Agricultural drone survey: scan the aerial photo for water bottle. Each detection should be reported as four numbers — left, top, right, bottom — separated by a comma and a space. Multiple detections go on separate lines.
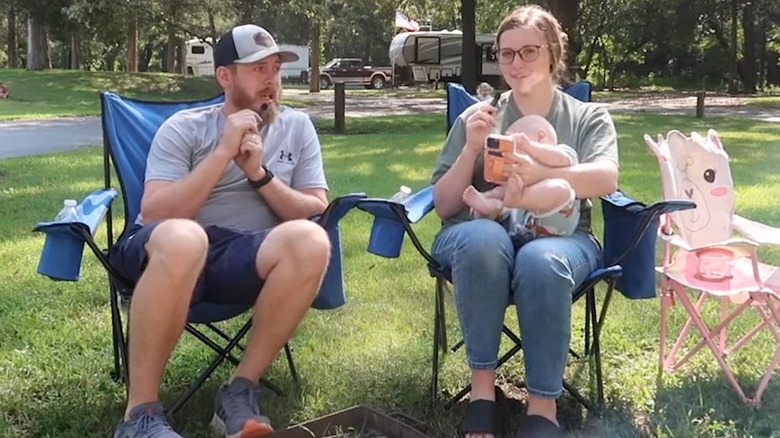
388, 185, 412, 204
54, 199, 80, 222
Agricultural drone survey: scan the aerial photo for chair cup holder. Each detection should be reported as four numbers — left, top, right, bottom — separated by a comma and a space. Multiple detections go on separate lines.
37, 230, 85, 281
368, 217, 406, 258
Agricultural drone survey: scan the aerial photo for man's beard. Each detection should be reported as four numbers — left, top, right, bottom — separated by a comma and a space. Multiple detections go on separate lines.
234, 85, 280, 126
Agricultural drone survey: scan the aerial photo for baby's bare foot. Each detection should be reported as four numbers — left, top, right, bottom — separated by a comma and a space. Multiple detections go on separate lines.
503, 174, 525, 208
463, 186, 502, 218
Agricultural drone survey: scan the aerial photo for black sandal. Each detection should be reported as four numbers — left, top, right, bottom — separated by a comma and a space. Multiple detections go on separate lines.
460, 386, 505, 437
516, 414, 565, 438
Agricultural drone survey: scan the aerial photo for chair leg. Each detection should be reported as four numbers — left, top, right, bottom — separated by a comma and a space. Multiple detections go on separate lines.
437, 278, 448, 353
444, 325, 523, 410
200, 322, 298, 386
169, 320, 255, 417
284, 343, 300, 385
584, 289, 593, 356
110, 285, 128, 386
591, 283, 615, 410
431, 279, 443, 406
187, 322, 283, 393
563, 379, 597, 413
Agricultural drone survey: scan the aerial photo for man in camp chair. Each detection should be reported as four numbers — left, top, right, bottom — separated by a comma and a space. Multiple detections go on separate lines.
110, 24, 330, 438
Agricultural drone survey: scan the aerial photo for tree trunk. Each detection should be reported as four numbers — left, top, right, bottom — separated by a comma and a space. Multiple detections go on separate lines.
581, 34, 600, 80
461, 0, 477, 93
766, 51, 779, 87
8, 6, 18, 68
165, 25, 176, 72
164, 0, 178, 73
139, 43, 154, 72
545, 0, 580, 80
177, 37, 186, 74
127, 19, 138, 72
727, 0, 739, 94
741, 0, 757, 93
207, 9, 217, 41
756, 15, 766, 90
309, 20, 321, 93
70, 31, 81, 70
26, 17, 51, 71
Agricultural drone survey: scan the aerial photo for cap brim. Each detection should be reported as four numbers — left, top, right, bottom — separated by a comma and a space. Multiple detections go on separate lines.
235, 48, 299, 64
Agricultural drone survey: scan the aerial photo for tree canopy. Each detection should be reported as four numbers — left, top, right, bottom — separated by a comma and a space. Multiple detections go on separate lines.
1, 0, 778, 92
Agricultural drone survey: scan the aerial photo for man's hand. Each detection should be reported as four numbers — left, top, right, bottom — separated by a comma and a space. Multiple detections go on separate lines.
235, 131, 265, 181
464, 103, 497, 156
217, 109, 263, 159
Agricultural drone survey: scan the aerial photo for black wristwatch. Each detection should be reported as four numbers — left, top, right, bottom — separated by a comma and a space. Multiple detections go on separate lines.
248, 165, 274, 189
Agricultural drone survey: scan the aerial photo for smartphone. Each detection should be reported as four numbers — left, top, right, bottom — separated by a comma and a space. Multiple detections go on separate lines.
484, 134, 515, 183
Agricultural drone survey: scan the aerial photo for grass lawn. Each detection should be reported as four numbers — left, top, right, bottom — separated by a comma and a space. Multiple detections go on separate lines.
0, 69, 312, 121
1, 113, 780, 437
743, 95, 780, 108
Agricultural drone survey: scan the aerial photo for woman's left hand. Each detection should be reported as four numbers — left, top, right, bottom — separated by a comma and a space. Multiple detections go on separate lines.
502, 133, 549, 186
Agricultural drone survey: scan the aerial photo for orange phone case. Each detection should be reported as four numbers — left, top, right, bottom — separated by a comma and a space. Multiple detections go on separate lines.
484, 134, 515, 183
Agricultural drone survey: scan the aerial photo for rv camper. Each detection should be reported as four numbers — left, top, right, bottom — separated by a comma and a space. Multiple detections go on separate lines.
185, 39, 215, 76
185, 39, 310, 82
388, 30, 500, 86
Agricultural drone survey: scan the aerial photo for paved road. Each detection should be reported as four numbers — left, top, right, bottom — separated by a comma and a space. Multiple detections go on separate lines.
1, 94, 777, 159
0, 117, 102, 159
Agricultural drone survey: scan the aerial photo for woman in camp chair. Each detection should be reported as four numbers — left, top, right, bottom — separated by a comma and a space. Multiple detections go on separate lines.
430, 6, 618, 438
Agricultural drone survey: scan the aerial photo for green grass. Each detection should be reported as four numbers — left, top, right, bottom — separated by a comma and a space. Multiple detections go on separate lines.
743, 95, 780, 108
1, 113, 780, 437
0, 69, 311, 121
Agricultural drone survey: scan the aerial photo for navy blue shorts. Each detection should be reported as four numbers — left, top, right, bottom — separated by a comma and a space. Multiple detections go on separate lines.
108, 221, 271, 306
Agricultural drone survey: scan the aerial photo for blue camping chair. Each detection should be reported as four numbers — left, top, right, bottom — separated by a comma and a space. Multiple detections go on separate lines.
33, 91, 366, 417
359, 81, 695, 410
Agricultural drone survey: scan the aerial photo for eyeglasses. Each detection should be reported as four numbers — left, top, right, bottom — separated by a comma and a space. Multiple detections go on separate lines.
494, 45, 549, 65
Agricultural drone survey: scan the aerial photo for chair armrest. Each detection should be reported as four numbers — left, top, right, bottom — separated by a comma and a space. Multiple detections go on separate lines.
732, 214, 780, 246
406, 185, 435, 224
33, 188, 118, 236
33, 188, 117, 281
313, 192, 368, 229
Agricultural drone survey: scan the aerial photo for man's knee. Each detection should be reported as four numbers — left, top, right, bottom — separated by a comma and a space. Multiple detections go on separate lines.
258, 220, 330, 278
145, 219, 209, 276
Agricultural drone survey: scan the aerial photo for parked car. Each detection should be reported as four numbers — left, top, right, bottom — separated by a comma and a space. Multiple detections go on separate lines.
311, 58, 393, 89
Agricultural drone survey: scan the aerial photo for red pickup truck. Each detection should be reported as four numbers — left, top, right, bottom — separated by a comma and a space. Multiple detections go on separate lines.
311, 58, 393, 90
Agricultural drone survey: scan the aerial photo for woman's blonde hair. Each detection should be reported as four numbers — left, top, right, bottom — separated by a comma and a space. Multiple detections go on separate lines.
494, 5, 569, 84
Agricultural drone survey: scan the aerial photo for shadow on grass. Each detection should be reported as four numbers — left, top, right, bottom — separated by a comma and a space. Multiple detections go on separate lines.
652, 374, 780, 438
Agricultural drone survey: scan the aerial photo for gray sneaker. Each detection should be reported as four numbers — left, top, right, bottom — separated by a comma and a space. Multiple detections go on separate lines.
113, 401, 183, 438
210, 377, 273, 438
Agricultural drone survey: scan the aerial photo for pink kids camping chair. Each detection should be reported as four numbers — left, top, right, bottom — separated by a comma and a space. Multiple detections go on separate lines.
645, 129, 780, 405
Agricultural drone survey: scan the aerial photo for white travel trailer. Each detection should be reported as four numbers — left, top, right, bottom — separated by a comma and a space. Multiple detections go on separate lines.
388, 30, 500, 85
185, 39, 310, 82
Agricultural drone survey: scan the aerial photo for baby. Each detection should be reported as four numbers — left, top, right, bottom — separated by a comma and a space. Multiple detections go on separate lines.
463, 115, 579, 248
476, 82, 494, 101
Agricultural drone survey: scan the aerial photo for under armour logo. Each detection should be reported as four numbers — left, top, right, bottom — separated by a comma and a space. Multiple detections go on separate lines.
279, 150, 293, 162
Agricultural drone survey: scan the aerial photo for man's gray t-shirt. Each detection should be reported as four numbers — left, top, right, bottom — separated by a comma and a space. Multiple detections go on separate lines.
431, 89, 619, 231
140, 104, 328, 233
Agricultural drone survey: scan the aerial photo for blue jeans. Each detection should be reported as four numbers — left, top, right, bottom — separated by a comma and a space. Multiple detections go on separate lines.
431, 219, 602, 399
